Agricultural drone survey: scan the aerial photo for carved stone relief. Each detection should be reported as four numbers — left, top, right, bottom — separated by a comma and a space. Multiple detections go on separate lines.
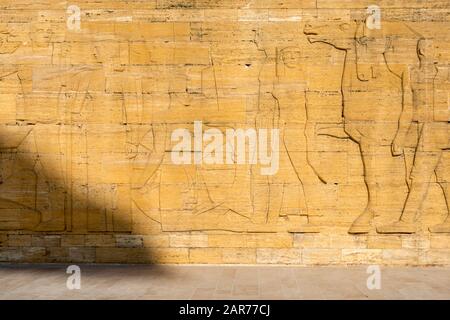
0, 2, 449, 264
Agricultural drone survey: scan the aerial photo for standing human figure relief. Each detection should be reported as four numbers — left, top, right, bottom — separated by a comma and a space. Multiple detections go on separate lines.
0, 22, 63, 231
303, 19, 410, 234
0, 28, 38, 231
270, 46, 322, 232
378, 38, 450, 234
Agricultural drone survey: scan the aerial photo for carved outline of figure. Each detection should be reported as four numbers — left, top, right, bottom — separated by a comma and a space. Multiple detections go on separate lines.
0, 29, 37, 231
0, 22, 66, 231
34, 27, 109, 232
377, 38, 450, 233
270, 46, 321, 232
128, 47, 258, 232
128, 75, 167, 232
303, 19, 412, 234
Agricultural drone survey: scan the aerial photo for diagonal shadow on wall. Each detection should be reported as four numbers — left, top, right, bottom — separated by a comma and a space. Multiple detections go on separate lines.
0, 123, 167, 268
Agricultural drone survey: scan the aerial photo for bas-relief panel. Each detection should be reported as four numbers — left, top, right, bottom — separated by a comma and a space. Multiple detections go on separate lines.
0, 2, 449, 264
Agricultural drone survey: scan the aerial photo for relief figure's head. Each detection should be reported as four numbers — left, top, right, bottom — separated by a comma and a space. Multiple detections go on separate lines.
279, 46, 302, 68
303, 21, 356, 50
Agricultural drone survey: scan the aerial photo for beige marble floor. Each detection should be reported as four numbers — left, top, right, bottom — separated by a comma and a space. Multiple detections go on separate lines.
0, 264, 449, 299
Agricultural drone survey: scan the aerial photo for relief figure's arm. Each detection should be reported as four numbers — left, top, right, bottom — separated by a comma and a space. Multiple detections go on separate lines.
392, 68, 414, 156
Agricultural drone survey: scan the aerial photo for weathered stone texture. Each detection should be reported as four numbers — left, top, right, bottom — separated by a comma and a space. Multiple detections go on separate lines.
0, 0, 449, 265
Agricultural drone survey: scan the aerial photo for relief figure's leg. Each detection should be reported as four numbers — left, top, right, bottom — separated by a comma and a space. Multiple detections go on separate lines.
377, 149, 441, 233
349, 138, 377, 234
430, 151, 450, 233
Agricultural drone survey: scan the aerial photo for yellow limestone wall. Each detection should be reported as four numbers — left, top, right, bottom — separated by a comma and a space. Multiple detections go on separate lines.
0, 0, 449, 265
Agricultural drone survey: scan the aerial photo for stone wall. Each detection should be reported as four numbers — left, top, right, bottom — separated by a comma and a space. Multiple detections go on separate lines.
0, 0, 449, 265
